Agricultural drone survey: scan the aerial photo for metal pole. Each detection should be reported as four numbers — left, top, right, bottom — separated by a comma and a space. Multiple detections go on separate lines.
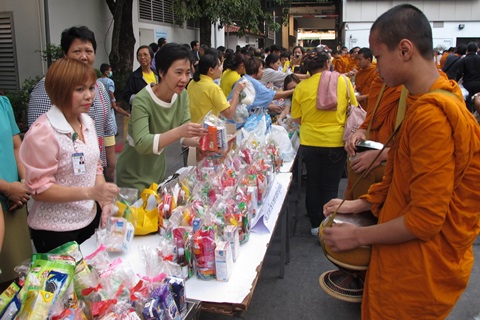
44, 0, 52, 66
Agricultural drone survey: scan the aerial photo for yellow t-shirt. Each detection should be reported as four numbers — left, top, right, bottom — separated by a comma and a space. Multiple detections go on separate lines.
220, 69, 241, 98
291, 73, 358, 147
283, 60, 291, 73
143, 71, 157, 85
187, 75, 230, 123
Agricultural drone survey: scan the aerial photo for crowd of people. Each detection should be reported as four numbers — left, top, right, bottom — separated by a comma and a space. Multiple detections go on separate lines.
1, 4, 480, 318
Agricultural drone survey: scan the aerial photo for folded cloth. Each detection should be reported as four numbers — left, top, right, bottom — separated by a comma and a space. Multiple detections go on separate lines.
316, 71, 340, 110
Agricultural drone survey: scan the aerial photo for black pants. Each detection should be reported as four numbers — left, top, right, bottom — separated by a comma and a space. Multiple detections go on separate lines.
302, 146, 347, 228
30, 203, 101, 253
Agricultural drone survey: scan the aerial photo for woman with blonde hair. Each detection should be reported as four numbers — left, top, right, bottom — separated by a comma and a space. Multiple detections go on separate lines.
20, 58, 119, 253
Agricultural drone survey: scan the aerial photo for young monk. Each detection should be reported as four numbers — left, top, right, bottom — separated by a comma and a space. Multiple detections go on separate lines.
354, 48, 379, 109
322, 4, 480, 319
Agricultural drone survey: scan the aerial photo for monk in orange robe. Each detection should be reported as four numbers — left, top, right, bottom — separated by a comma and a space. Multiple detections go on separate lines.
346, 47, 360, 72
353, 48, 379, 109
332, 48, 348, 73
322, 4, 480, 319
439, 47, 454, 69
344, 77, 402, 200
339, 46, 350, 73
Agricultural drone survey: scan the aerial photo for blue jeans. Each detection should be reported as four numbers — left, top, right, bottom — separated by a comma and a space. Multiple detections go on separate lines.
301, 145, 347, 228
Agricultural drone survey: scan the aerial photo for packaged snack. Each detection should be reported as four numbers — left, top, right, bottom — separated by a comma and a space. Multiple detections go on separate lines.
0, 281, 20, 314
193, 228, 216, 280
151, 285, 180, 320
142, 297, 165, 320
49, 241, 95, 299
215, 241, 233, 282
103, 217, 135, 252
16, 254, 76, 319
173, 227, 193, 279
0, 282, 21, 319
166, 277, 186, 318
0, 295, 21, 320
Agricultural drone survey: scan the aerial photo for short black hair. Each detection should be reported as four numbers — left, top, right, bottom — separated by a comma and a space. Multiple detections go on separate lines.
137, 45, 154, 59
467, 42, 478, 53
304, 52, 330, 74
191, 40, 199, 49
100, 63, 111, 74
155, 43, 192, 81
265, 53, 280, 69
149, 42, 159, 53
371, 4, 432, 60
456, 44, 467, 55
158, 37, 167, 47
358, 47, 373, 61
194, 53, 220, 81
60, 26, 97, 54
244, 57, 264, 76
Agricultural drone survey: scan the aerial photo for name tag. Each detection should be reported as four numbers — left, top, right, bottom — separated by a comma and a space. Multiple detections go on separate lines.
72, 152, 86, 175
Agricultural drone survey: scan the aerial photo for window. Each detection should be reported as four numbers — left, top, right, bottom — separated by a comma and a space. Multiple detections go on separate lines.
187, 19, 200, 29
0, 12, 19, 92
139, 0, 175, 24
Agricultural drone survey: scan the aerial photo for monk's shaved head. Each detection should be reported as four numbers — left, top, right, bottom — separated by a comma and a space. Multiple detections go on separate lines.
358, 48, 373, 62
371, 4, 433, 60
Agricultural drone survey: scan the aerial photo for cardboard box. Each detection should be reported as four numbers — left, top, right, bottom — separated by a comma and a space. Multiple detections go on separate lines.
223, 225, 240, 262
215, 241, 233, 282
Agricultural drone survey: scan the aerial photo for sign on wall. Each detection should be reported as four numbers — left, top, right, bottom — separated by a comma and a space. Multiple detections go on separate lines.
155, 30, 168, 41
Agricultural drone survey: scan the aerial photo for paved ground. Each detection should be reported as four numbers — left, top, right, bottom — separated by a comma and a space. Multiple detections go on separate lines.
116, 114, 480, 320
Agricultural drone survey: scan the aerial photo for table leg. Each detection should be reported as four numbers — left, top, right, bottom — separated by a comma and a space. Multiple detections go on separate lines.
280, 204, 286, 279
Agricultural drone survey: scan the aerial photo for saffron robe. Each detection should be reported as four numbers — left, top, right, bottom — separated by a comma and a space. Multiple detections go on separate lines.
354, 65, 378, 109
333, 57, 347, 74
360, 76, 480, 319
345, 77, 402, 199
347, 56, 359, 72
439, 52, 451, 69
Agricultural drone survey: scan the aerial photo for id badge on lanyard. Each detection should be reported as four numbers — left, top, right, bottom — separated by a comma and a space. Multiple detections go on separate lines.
72, 152, 86, 175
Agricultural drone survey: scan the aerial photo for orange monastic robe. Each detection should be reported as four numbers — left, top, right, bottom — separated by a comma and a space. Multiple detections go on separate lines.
333, 57, 347, 74
439, 52, 450, 69
347, 56, 358, 72
354, 64, 379, 109
360, 75, 480, 319
344, 77, 402, 199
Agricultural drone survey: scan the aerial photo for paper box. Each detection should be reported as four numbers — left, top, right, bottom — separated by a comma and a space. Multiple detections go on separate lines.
223, 225, 240, 262
215, 241, 233, 282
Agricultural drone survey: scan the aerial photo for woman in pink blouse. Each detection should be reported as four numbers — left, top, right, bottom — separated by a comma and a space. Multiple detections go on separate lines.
20, 59, 119, 253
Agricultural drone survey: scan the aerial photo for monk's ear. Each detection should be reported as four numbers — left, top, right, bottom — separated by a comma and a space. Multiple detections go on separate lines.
399, 39, 414, 60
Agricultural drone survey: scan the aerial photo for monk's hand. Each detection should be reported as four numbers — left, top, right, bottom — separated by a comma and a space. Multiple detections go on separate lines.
179, 123, 208, 138
323, 198, 356, 217
321, 222, 361, 252
345, 130, 366, 157
350, 150, 382, 174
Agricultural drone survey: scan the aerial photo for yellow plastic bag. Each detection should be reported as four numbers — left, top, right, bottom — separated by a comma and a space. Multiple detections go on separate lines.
132, 183, 161, 235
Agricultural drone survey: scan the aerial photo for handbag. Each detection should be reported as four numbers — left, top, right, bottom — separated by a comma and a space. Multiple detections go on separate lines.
342, 75, 366, 142
131, 183, 161, 235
